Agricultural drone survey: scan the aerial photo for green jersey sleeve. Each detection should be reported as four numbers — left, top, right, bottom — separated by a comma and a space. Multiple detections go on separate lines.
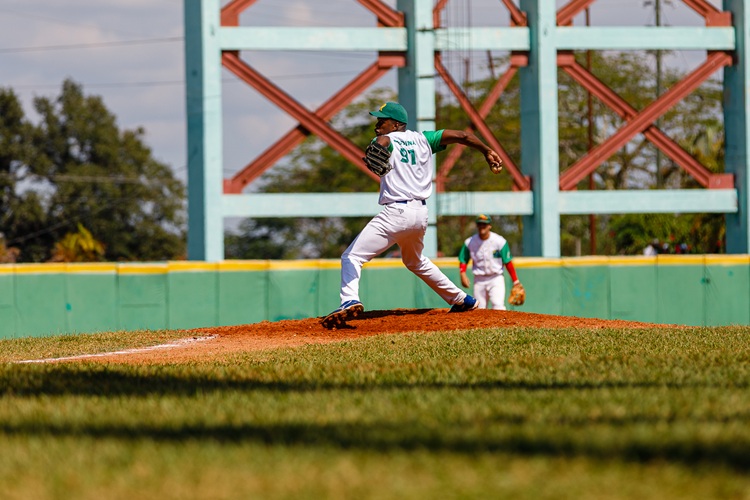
422, 130, 447, 154
499, 242, 513, 264
458, 243, 471, 264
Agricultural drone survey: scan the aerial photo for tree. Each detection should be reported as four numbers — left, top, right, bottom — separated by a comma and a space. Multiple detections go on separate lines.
0, 88, 49, 262
49, 223, 105, 262
14, 79, 187, 261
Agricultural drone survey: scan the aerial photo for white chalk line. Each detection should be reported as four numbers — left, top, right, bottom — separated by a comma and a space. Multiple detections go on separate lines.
14, 334, 218, 364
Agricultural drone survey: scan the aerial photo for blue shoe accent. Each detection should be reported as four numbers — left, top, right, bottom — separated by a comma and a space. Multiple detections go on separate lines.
321, 300, 364, 328
340, 300, 363, 311
449, 294, 477, 313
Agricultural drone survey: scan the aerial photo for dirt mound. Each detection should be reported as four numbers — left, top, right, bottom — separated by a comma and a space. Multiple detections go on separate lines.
95, 309, 670, 364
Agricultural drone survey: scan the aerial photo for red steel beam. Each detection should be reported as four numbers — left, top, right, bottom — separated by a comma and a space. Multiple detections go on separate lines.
559, 55, 731, 189
226, 54, 404, 193
500, 0, 528, 27
222, 52, 378, 183
435, 54, 530, 191
557, 0, 596, 26
682, 0, 732, 26
436, 64, 521, 192
433, 0, 450, 28
220, 0, 260, 26
356, 0, 404, 27
559, 51, 732, 190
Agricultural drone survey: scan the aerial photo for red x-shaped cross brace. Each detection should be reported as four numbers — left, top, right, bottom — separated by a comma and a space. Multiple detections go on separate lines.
558, 53, 734, 189
221, 0, 405, 193
432, 0, 529, 191
222, 53, 405, 193
558, 50, 733, 190
434, 53, 531, 191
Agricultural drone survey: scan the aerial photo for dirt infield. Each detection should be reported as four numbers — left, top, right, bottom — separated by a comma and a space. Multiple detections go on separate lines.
92, 309, 670, 365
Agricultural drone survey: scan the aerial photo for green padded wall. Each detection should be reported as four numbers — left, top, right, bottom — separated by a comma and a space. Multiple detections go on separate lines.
267, 264, 320, 321
0, 256, 749, 338
609, 258, 658, 323
657, 256, 707, 326
704, 255, 750, 326
218, 261, 269, 327
65, 266, 117, 334
167, 262, 219, 329
0, 270, 15, 338
15, 265, 67, 337
118, 265, 168, 331
561, 257, 611, 319
511, 259, 563, 315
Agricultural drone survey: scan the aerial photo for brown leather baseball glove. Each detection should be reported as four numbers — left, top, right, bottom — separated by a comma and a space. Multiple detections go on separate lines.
509, 281, 525, 306
363, 141, 392, 177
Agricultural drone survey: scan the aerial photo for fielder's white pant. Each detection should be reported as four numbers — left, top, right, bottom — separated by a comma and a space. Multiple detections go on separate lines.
473, 274, 507, 310
340, 201, 466, 306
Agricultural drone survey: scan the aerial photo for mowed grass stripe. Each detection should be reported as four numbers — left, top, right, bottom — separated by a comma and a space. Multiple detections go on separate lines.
0, 327, 749, 499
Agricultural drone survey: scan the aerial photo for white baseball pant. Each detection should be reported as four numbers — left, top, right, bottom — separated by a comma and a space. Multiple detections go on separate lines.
473, 274, 506, 310
340, 201, 466, 306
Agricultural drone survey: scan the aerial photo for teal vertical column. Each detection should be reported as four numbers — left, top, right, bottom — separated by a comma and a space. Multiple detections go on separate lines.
184, 0, 224, 261
397, 0, 438, 257
520, 0, 560, 257
725, 0, 750, 253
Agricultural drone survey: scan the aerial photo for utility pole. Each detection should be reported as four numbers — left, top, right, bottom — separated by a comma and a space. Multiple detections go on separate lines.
646, 0, 671, 187
655, 0, 663, 188
586, 7, 596, 255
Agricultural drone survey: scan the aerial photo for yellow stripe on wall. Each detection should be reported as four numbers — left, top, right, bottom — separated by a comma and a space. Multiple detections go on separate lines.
218, 260, 269, 272
656, 255, 705, 266
705, 254, 750, 266
514, 257, 562, 268
607, 256, 658, 266
168, 261, 218, 272
13, 263, 67, 274
0, 256, 749, 275
66, 263, 117, 274
117, 264, 168, 275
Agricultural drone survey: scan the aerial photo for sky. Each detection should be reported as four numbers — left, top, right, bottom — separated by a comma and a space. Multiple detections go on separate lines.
0, 0, 722, 189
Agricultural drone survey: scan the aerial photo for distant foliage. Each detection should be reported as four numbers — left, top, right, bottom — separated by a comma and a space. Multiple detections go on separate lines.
49, 223, 105, 263
0, 80, 186, 262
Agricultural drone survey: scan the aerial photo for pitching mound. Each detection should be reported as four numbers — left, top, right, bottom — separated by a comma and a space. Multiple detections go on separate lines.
92, 309, 670, 365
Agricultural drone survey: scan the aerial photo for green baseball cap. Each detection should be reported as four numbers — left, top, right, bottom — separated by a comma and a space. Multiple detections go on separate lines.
369, 102, 408, 124
475, 214, 492, 225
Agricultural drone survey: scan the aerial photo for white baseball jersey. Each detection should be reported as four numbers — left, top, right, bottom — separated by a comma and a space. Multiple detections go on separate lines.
459, 232, 512, 278
378, 130, 445, 205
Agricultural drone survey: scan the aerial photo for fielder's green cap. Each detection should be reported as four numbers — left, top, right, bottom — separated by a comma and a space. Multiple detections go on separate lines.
369, 101, 408, 124
476, 214, 492, 224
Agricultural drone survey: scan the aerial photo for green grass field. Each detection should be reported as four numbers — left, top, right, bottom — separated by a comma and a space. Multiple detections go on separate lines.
1, 326, 749, 499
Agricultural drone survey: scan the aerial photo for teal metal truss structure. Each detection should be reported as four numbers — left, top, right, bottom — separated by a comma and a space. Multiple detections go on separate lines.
185, 0, 750, 261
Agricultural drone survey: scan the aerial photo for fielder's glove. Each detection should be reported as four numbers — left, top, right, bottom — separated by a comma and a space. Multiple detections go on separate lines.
364, 141, 393, 177
509, 281, 526, 306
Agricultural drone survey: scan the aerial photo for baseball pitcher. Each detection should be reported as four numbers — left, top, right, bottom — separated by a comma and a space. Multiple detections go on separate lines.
321, 101, 504, 328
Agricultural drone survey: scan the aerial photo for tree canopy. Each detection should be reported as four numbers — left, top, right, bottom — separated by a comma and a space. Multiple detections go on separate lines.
0, 80, 186, 262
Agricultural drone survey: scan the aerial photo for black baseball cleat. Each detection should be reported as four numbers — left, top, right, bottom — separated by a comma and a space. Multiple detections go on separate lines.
321, 300, 364, 328
449, 294, 478, 313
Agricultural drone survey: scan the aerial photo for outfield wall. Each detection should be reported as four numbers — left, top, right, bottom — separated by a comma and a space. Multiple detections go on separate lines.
0, 255, 748, 338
